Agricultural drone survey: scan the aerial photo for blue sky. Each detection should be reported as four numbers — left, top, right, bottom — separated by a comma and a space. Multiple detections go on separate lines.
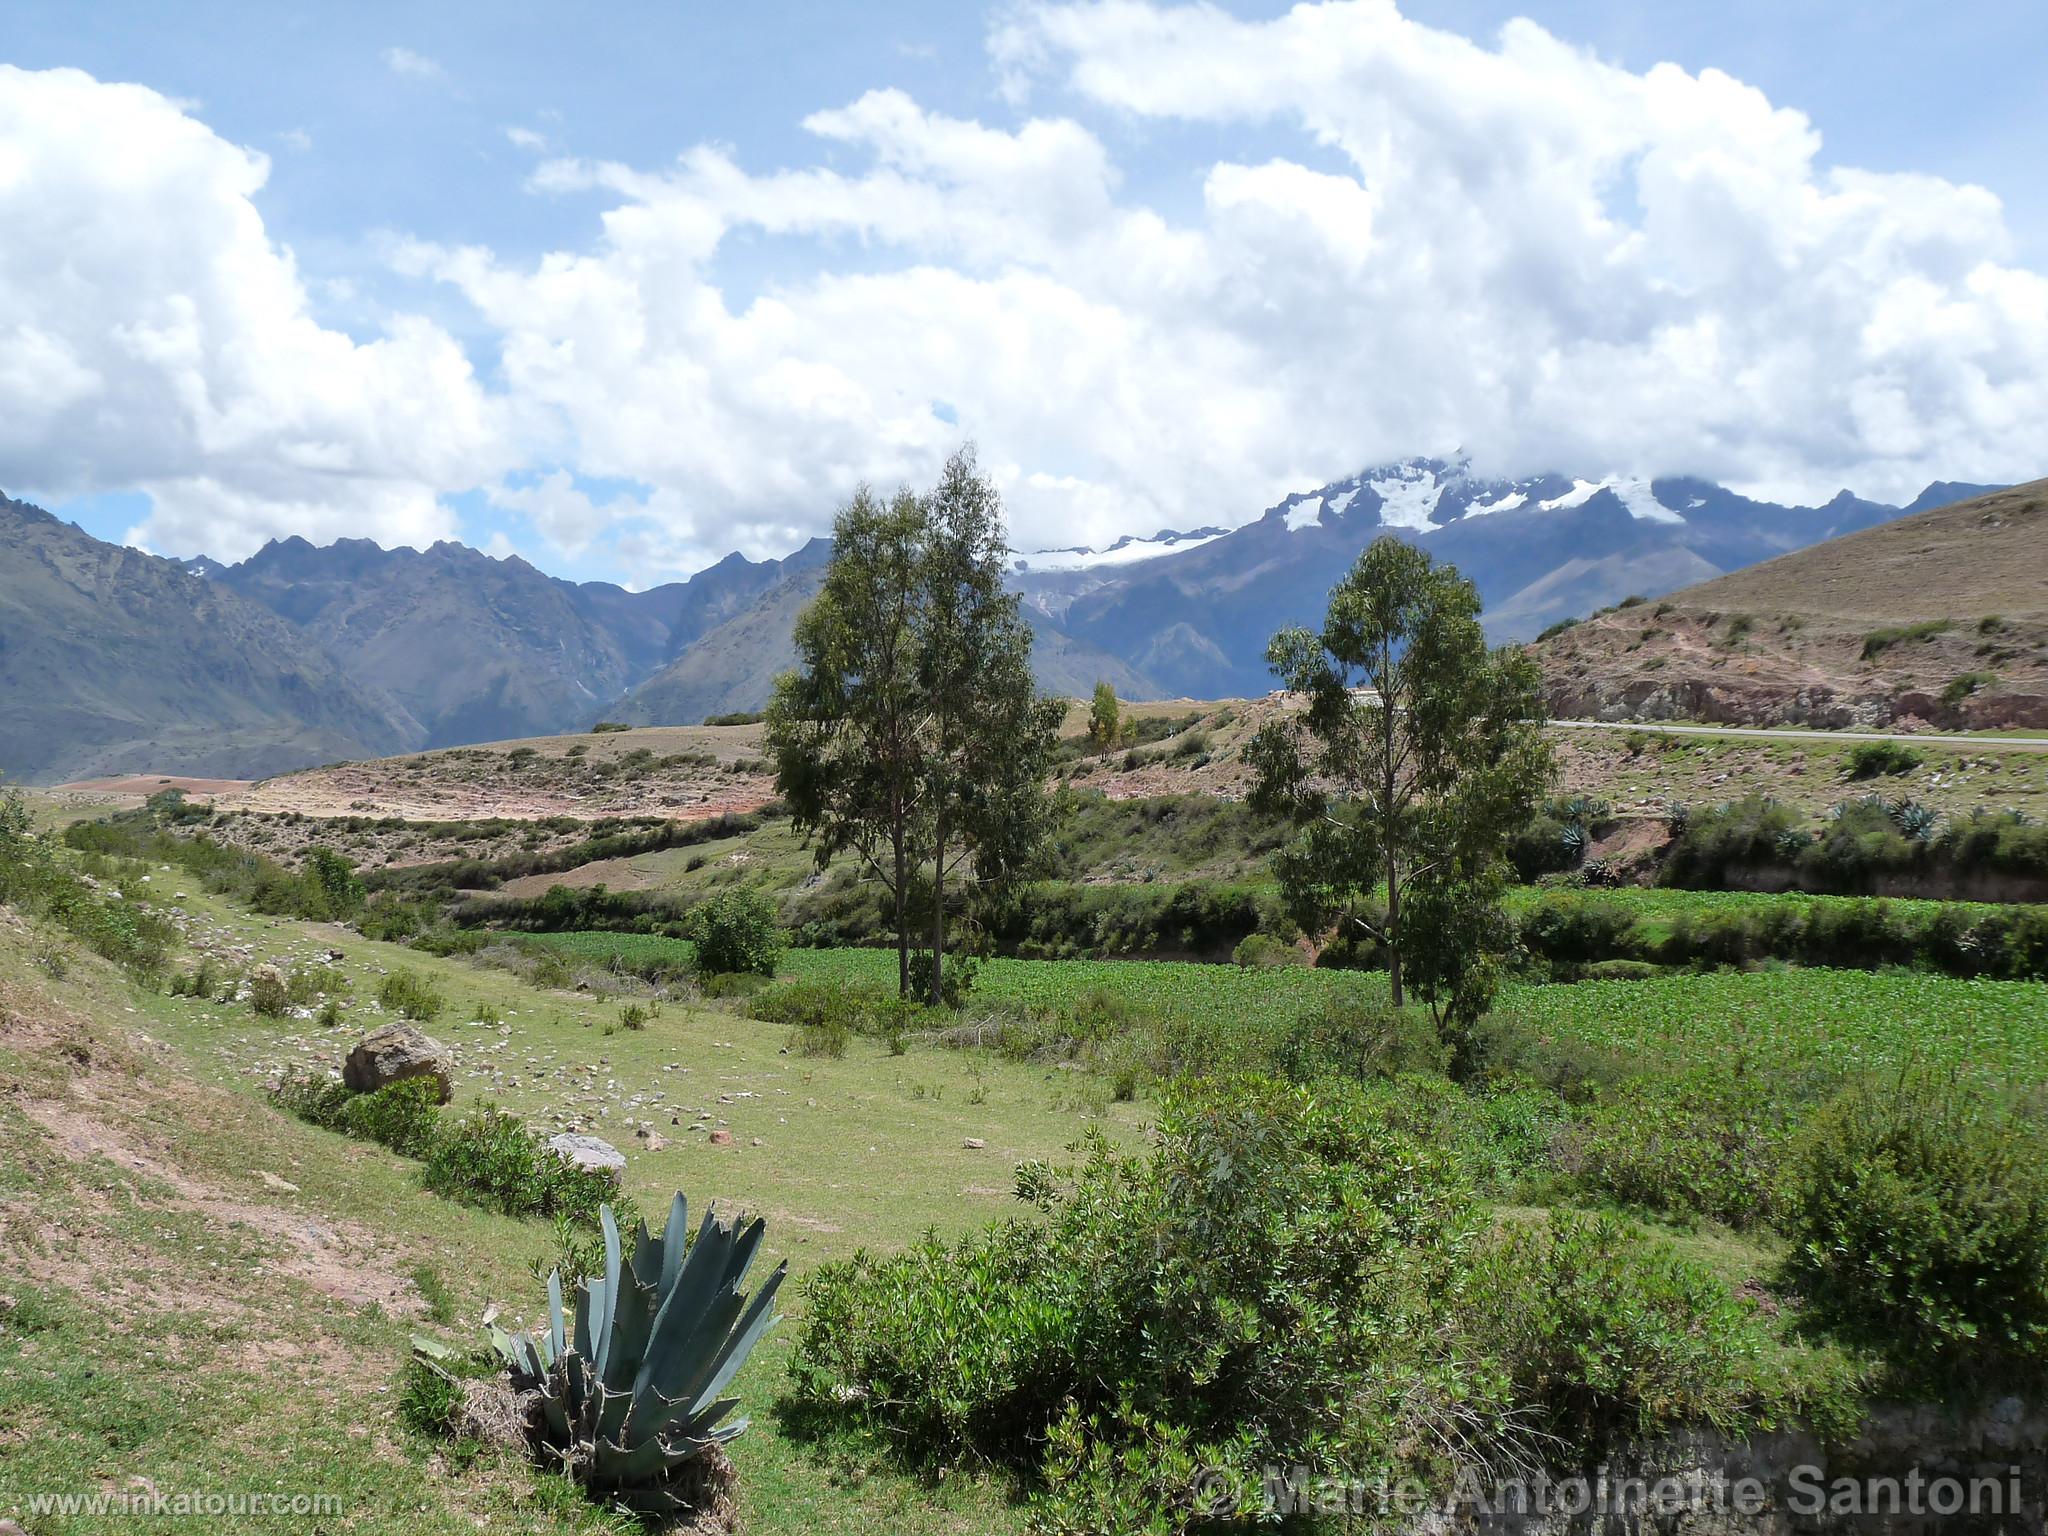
3, 1, 2044, 585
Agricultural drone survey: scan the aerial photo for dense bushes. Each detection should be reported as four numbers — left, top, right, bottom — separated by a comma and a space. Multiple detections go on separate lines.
1, 787, 177, 977
1658, 796, 2048, 895
793, 1077, 1804, 1524
421, 1105, 620, 1223
63, 805, 366, 922
690, 887, 783, 976
272, 1073, 618, 1227
795, 1079, 1489, 1488
1515, 888, 2048, 982
365, 812, 762, 898
990, 878, 1280, 960
1784, 1074, 2048, 1371
1472, 1213, 1797, 1445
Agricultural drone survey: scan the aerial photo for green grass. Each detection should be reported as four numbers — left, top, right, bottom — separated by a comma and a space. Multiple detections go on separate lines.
1498, 967, 2048, 1080
0, 885, 1133, 1533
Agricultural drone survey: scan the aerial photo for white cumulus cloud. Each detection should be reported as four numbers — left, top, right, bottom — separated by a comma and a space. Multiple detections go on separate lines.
0, 65, 510, 557
3, 2, 2045, 576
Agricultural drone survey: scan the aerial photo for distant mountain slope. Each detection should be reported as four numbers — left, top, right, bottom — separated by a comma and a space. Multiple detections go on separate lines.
613, 543, 1166, 728
215, 534, 803, 746
1045, 459, 1964, 695
0, 495, 420, 783
1668, 480, 2047, 622
1532, 479, 2048, 730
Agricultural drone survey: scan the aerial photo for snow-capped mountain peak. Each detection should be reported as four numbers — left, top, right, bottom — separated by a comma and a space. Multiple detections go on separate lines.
1014, 525, 1230, 572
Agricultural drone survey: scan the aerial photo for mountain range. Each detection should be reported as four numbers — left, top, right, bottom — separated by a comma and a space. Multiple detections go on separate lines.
0, 462, 2001, 782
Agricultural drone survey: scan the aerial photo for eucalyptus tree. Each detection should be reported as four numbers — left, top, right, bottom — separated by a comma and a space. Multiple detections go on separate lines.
1247, 537, 1553, 1069
766, 485, 927, 996
767, 449, 1060, 1003
913, 448, 1063, 1004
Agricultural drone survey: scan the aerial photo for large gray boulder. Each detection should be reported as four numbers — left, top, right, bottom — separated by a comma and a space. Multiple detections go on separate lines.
341, 1023, 453, 1103
547, 1133, 625, 1184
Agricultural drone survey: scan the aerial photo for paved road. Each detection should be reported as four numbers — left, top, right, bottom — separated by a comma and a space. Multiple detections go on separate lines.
1550, 719, 2048, 750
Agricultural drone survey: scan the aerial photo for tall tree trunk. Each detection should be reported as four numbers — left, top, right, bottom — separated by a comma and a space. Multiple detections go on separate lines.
1382, 635, 1403, 1008
1386, 857, 1403, 1008
928, 801, 946, 1006
892, 793, 910, 999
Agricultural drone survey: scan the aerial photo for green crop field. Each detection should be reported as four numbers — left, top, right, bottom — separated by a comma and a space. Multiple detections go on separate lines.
1499, 966, 2048, 1079
529, 926, 2048, 1087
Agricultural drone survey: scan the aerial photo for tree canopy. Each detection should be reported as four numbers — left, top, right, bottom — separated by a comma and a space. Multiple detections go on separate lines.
1247, 537, 1554, 1070
767, 447, 1062, 1002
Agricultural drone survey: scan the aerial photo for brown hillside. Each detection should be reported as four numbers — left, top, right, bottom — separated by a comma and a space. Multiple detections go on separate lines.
1534, 480, 2048, 730
1677, 478, 2048, 621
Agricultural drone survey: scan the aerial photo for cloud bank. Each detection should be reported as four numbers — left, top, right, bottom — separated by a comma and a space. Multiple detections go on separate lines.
1, 2, 2043, 575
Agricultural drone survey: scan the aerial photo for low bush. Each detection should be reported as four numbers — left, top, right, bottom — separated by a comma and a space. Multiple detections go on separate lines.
1784, 1073, 2048, 1371
1469, 1213, 1809, 1447
794, 1078, 1489, 1498
1845, 741, 1923, 779
378, 970, 445, 1022
247, 963, 292, 1018
421, 1104, 620, 1226
338, 1077, 445, 1158
690, 887, 783, 977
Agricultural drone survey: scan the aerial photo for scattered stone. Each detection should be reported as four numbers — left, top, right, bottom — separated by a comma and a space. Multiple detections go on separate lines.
708, 1128, 734, 1147
963, 1137, 987, 1150
256, 1170, 300, 1193
547, 1133, 625, 1176
635, 1127, 669, 1152
341, 1023, 453, 1102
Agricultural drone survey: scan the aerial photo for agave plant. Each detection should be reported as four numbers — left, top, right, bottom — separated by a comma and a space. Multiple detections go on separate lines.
1889, 797, 1940, 842
490, 1195, 786, 1514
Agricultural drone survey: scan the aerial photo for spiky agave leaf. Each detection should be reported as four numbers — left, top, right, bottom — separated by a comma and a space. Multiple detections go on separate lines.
490, 1194, 785, 1514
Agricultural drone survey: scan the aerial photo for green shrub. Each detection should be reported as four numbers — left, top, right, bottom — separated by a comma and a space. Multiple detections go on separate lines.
690, 888, 783, 977
338, 1077, 445, 1158
791, 1020, 850, 1058
422, 1104, 620, 1225
270, 1069, 353, 1130
1562, 1077, 1789, 1229
247, 963, 292, 1018
794, 1077, 1492, 1501
750, 977, 921, 1038
1270, 993, 1441, 1081
907, 950, 975, 1007
1784, 1073, 2048, 1369
397, 1355, 465, 1440
1519, 893, 1644, 969
1845, 741, 1923, 779
1942, 671, 1999, 707
378, 970, 444, 1022
1229, 932, 1301, 969
1468, 1212, 1794, 1447
1860, 619, 1952, 659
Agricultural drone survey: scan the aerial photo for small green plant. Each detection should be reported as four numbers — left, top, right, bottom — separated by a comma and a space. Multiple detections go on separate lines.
398, 1353, 465, 1439
590, 721, 631, 733
1942, 671, 1998, 707
379, 969, 445, 1022
618, 1001, 650, 1031
1860, 619, 1952, 659
247, 963, 292, 1018
409, 1262, 459, 1325
1785, 1073, 2048, 1370
689, 888, 783, 977
489, 1198, 786, 1515
1846, 740, 1923, 779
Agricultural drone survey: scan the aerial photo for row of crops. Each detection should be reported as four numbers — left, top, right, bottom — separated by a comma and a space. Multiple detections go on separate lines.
523, 924, 2048, 1082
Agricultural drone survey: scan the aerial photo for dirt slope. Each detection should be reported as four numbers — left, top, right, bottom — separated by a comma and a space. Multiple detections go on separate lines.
1533, 480, 2048, 729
